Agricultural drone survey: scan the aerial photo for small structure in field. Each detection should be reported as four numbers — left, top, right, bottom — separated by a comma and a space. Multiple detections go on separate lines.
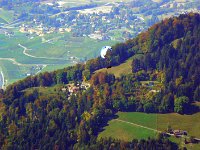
173, 130, 187, 136
61, 88, 67, 92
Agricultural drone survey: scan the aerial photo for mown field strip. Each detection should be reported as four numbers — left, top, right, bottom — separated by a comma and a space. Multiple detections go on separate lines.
115, 119, 161, 133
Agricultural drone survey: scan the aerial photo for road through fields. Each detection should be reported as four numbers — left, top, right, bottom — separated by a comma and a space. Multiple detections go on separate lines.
18, 44, 70, 61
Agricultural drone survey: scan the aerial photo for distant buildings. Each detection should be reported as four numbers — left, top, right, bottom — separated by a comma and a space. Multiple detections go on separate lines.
62, 82, 90, 98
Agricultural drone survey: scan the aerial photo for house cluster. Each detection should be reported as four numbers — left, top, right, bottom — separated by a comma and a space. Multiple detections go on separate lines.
61, 82, 90, 97
14, 1, 149, 40
19, 23, 71, 36
20, 24, 45, 36
88, 32, 109, 40
46, 3, 147, 40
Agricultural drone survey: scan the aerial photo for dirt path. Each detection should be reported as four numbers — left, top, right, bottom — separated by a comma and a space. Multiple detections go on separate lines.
114, 119, 183, 137
0, 58, 28, 66
115, 119, 161, 133
35, 65, 47, 74
0, 58, 50, 66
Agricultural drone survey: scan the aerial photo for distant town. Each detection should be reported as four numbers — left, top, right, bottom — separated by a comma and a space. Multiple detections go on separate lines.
1, 0, 200, 41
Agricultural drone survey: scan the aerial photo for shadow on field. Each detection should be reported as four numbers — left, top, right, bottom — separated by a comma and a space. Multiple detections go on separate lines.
185, 105, 200, 115
97, 113, 119, 134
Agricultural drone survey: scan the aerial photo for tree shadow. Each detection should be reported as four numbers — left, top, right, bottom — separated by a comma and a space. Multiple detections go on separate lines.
185, 104, 199, 115
97, 113, 119, 134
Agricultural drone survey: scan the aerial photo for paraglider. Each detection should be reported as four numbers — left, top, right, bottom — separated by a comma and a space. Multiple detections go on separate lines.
100, 46, 112, 59
100, 46, 113, 69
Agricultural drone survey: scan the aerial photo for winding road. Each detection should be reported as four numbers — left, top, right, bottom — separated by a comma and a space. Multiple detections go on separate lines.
0, 58, 47, 66
18, 44, 70, 61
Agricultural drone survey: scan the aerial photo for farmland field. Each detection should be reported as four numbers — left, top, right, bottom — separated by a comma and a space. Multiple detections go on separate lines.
99, 112, 200, 149
0, 60, 33, 84
0, 8, 14, 23
0, 29, 117, 85
26, 32, 116, 59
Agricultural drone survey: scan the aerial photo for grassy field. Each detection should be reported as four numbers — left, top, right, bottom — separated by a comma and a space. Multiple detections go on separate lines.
0, 60, 40, 84
95, 57, 133, 77
99, 119, 157, 140
26, 32, 116, 59
98, 112, 158, 141
99, 112, 200, 149
95, 54, 143, 77
0, 31, 116, 63
42, 64, 69, 72
0, 60, 70, 85
0, 17, 7, 24
0, 28, 117, 85
157, 113, 200, 138
0, 8, 15, 23
24, 84, 64, 94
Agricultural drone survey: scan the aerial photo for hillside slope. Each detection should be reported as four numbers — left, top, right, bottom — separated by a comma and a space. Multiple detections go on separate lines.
0, 13, 199, 149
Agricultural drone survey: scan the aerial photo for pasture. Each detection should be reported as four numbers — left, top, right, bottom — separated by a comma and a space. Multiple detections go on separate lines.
95, 55, 143, 77
98, 112, 200, 149
95, 58, 132, 77
98, 112, 158, 141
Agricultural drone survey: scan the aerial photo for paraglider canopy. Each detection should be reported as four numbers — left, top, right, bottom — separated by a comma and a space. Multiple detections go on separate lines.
100, 46, 112, 59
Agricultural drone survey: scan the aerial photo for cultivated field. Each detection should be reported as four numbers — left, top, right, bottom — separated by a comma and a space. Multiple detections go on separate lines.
0, 29, 116, 85
26, 32, 116, 59
0, 60, 33, 84
0, 8, 15, 23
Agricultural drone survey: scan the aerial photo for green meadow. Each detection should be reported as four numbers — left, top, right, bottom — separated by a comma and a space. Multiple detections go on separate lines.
95, 57, 133, 77
26, 32, 116, 59
0, 8, 15, 23
95, 55, 143, 77
0, 29, 116, 85
0, 60, 33, 84
99, 112, 200, 149
98, 112, 158, 141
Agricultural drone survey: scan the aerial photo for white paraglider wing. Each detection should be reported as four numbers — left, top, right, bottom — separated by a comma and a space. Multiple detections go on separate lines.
100, 46, 112, 59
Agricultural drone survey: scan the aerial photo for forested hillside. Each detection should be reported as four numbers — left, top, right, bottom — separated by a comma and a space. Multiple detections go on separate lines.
0, 13, 199, 149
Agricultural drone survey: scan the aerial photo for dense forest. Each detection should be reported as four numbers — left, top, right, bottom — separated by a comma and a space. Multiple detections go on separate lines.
0, 13, 199, 149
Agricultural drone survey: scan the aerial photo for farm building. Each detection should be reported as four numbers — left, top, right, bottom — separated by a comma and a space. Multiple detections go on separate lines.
173, 130, 187, 136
